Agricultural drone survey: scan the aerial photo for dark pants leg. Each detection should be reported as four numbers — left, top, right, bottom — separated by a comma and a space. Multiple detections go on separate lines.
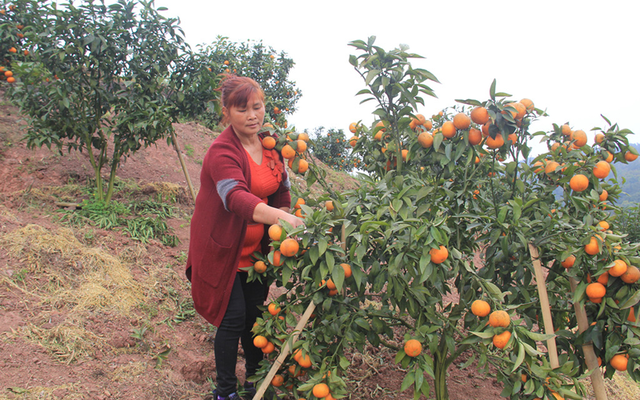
214, 272, 266, 396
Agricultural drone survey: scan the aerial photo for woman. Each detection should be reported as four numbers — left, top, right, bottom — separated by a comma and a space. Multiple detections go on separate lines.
186, 75, 303, 400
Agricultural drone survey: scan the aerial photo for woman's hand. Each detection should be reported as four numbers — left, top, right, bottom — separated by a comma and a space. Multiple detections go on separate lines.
252, 202, 305, 228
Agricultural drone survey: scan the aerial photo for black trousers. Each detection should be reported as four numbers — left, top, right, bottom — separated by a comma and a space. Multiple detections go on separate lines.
214, 272, 266, 396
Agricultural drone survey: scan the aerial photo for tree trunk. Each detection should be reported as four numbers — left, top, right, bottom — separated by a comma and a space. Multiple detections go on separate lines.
433, 349, 449, 400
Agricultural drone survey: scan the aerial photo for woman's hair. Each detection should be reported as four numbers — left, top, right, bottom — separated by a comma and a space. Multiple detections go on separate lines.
218, 74, 265, 124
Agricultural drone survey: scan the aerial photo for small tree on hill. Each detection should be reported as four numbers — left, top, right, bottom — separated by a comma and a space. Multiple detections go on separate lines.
309, 127, 361, 173
4, 0, 192, 204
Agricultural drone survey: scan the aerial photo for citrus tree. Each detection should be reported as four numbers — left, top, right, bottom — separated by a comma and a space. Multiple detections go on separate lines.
3, 0, 199, 204
309, 127, 361, 173
243, 36, 640, 400
193, 35, 301, 128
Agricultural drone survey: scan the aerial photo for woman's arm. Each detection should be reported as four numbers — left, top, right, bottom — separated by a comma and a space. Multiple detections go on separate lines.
253, 202, 304, 228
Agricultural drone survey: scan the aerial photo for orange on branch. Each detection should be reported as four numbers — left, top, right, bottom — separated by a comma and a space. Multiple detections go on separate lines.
585, 282, 606, 299
280, 238, 300, 257
486, 134, 504, 149
441, 121, 456, 138
569, 174, 589, 192
271, 374, 284, 387
404, 339, 423, 357
268, 224, 283, 241
571, 130, 587, 147
520, 98, 534, 111
561, 255, 576, 269
625, 151, 638, 162
429, 245, 448, 264
349, 122, 358, 133
453, 113, 471, 130
418, 131, 434, 148
584, 236, 601, 255
489, 310, 510, 328
609, 259, 628, 277
268, 303, 281, 316
341, 263, 352, 278
312, 383, 330, 398
621, 265, 640, 284
253, 335, 268, 348
468, 128, 482, 145
281, 144, 295, 159
296, 139, 307, 153
593, 161, 611, 179
272, 250, 283, 266
254, 260, 267, 274
325, 200, 334, 211
470, 106, 490, 125
262, 136, 276, 149
492, 330, 511, 349
610, 354, 629, 372
471, 299, 491, 317
561, 124, 572, 136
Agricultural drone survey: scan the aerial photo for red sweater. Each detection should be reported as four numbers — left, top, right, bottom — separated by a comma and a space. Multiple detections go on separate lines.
185, 125, 291, 327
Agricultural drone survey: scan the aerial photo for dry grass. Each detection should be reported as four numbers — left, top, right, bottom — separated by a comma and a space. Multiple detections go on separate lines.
1, 223, 145, 315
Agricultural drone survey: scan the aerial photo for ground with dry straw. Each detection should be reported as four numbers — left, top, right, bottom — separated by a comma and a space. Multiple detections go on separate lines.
0, 91, 637, 399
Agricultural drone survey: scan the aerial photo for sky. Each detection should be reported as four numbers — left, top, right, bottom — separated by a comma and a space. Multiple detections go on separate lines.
155, 0, 640, 155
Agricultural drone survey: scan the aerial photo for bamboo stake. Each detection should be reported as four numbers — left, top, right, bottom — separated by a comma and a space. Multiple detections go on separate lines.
170, 129, 197, 203
528, 243, 560, 369
569, 277, 609, 400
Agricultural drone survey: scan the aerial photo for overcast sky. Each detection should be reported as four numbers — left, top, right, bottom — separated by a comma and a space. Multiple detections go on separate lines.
155, 0, 639, 154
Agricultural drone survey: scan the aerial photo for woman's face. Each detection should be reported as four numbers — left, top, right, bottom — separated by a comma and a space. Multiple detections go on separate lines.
224, 93, 265, 139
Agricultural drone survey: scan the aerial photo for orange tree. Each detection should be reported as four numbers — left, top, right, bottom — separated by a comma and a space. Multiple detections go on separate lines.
309, 127, 361, 172
2, 0, 212, 204
245, 37, 639, 400
193, 35, 301, 128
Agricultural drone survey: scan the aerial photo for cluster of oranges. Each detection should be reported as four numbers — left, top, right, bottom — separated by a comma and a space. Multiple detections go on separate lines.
1, 8, 28, 85
470, 300, 513, 349
261, 126, 310, 175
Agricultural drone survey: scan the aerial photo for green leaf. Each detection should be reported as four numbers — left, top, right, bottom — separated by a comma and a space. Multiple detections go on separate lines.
511, 342, 525, 373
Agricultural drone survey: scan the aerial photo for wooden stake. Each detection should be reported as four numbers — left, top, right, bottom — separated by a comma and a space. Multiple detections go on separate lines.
569, 277, 609, 400
528, 243, 560, 369
170, 129, 197, 203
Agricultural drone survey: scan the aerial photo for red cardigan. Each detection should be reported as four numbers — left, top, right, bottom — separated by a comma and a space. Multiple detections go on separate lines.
185, 126, 291, 327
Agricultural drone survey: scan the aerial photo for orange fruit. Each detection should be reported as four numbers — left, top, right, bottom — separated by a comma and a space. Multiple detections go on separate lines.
325, 200, 334, 211
468, 128, 482, 145
261, 341, 275, 354
429, 245, 448, 264
298, 353, 312, 368
296, 139, 307, 153
312, 383, 330, 398
481, 121, 491, 137
349, 136, 358, 147
4, 70, 13, 77
349, 122, 357, 133
569, 174, 589, 192
593, 161, 611, 179
298, 132, 309, 142
401, 149, 409, 161
544, 160, 560, 175
597, 272, 609, 285
625, 151, 638, 162
8, 47, 16, 53
595, 133, 605, 144
585, 282, 606, 299
571, 130, 587, 147
470, 106, 490, 125
604, 151, 614, 163
404, 339, 423, 357
296, 159, 309, 174
294, 198, 305, 209
628, 307, 637, 323
561, 255, 576, 269
621, 265, 640, 284
418, 131, 434, 148
423, 120, 433, 130
520, 98, 534, 111
609, 259, 628, 277
486, 134, 504, 149
281, 144, 295, 159
272, 250, 283, 266
341, 263, 352, 278
488, 310, 510, 328
510, 102, 526, 119
253, 335, 268, 348
268, 224, 283, 241
268, 303, 281, 316
492, 331, 511, 349
293, 348, 303, 362
453, 113, 471, 130
280, 238, 300, 257
412, 113, 426, 126
584, 236, 601, 255
262, 136, 276, 149
271, 374, 284, 387
610, 354, 628, 371
6, 76, 15, 83
254, 260, 267, 274
561, 124, 572, 136
326, 278, 336, 290
441, 121, 456, 138
471, 299, 491, 317
598, 220, 610, 231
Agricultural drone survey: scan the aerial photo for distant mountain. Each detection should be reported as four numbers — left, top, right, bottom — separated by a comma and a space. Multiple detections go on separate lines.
614, 143, 640, 206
